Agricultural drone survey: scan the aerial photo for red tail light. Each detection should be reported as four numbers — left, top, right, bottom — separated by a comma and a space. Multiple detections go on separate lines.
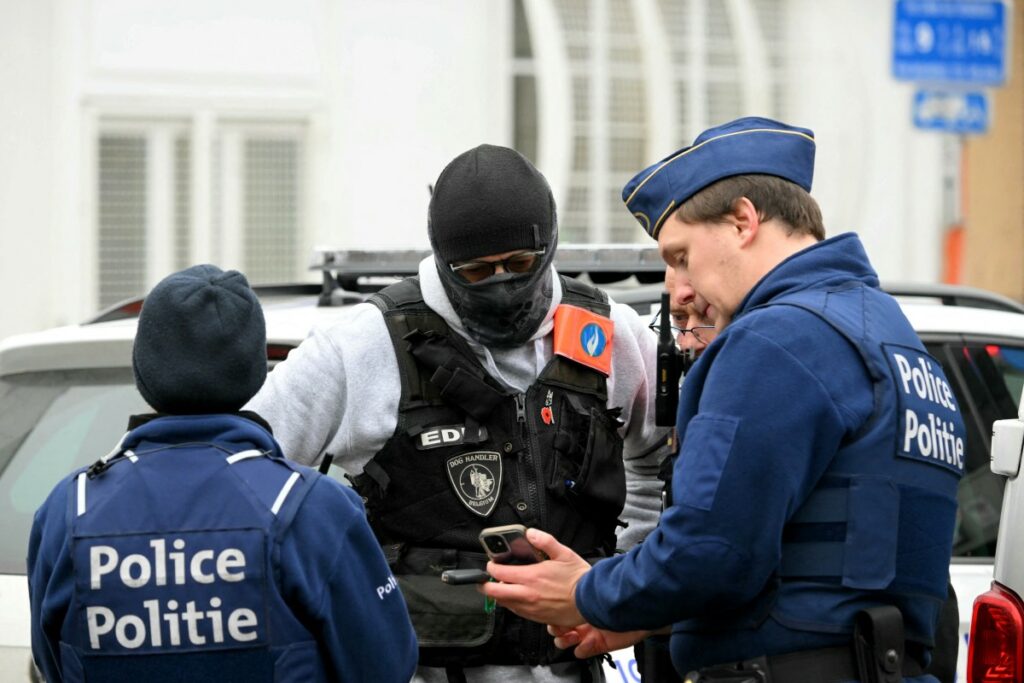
969, 582, 1024, 682
266, 344, 295, 362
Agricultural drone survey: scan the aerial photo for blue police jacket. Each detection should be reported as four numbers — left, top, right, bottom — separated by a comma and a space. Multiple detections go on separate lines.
576, 233, 963, 681
28, 413, 417, 683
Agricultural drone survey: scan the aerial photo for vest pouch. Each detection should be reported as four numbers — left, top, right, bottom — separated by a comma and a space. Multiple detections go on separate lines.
551, 396, 626, 522
398, 574, 496, 648
391, 547, 496, 656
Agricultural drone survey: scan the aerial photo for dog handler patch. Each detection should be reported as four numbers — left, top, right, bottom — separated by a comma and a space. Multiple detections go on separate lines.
446, 451, 503, 517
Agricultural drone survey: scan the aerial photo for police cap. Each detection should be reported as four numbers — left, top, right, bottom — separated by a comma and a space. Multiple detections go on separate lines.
622, 116, 816, 240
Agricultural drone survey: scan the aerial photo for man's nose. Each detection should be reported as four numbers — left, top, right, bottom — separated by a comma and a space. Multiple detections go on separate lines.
673, 277, 695, 306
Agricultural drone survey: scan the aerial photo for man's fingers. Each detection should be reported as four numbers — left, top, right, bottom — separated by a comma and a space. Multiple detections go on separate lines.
553, 632, 581, 650
478, 577, 526, 602
485, 560, 539, 584
525, 527, 570, 560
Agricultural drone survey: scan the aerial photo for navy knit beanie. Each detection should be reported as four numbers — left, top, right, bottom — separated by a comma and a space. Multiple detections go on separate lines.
428, 144, 556, 263
132, 264, 267, 415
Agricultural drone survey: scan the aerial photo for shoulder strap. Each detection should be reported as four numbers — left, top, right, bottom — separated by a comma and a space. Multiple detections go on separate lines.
268, 463, 320, 538
226, 453, 320, 538
538, 276, 611, 400
559, 275, 610, 316
371, 277, 507, 420
370, 277, 446, 409
749, 285, 883, 382
369, 276, 427, 313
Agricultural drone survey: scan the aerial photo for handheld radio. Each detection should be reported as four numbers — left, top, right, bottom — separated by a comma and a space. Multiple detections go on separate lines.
655, 292, 689, 426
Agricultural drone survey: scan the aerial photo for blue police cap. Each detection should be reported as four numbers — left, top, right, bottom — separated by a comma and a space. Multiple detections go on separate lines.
622, 116, 816, 240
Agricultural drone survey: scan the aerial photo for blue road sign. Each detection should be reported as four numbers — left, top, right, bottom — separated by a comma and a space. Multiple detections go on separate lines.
913, 89, 990, 133
893, 0, 1008, 85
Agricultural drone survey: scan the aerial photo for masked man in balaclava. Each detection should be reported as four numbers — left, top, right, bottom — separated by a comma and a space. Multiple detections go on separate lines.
248, 144, 671, 683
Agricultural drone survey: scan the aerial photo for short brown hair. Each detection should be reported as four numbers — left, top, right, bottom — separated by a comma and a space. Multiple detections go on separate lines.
675, 174, 825, 240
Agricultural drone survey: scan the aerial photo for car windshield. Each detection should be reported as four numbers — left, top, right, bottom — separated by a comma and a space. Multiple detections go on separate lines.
0, 368, 148, 574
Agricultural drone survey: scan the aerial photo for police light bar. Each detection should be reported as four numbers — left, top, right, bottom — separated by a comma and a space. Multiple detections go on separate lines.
308, 244, 665, 277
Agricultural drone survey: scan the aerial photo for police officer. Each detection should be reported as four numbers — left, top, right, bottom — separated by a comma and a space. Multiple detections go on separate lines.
248, 144, 670, 682
482, 117, 964, 683
28, 265, 418, 683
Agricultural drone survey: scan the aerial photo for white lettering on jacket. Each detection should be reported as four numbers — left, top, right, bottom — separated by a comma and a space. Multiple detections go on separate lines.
85, 537, 257, 650
376, 574, 398, 600
90, 539, 246, 590
892, 351, 965, 472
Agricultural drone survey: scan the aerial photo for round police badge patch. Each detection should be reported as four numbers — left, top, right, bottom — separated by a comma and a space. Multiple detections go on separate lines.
580, 322, 607, 357
446, 451, 502, 518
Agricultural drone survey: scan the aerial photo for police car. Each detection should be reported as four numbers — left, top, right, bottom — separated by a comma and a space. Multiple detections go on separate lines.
0, 247, 1020, 682
967, 364, 1024, 681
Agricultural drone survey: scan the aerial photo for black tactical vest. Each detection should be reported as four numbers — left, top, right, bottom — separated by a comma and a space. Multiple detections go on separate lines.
351, 275, 626, 668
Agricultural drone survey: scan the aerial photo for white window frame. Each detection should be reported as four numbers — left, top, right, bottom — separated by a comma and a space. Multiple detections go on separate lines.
513, 0, 784, 244
86, 109, 311, 309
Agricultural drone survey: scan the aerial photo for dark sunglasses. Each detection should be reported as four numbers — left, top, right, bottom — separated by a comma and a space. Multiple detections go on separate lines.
449, 249, 546, 283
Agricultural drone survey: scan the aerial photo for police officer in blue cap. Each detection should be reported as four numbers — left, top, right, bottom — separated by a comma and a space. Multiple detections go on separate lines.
28, 265, 418, 683
482, 117, 965, 683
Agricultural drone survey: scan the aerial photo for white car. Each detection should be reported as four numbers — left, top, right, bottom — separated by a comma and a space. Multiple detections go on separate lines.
967, 353, 1024, 681
1, 249, 1019, 682
899, 301, 1024, 683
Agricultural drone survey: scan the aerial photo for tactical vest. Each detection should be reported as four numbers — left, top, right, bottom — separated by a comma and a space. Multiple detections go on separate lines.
352, 275, 626, 667
673, 282, 964, 649
61, 417, 326, 683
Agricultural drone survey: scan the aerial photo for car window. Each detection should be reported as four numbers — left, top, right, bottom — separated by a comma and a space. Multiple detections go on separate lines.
0, 368, 148, 574
926, 340, 1024, 559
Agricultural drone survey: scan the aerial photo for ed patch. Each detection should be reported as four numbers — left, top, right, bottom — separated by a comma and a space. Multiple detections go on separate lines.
884, 343, 965, 476
446, 451, 503, 517
416, 424, 488, 451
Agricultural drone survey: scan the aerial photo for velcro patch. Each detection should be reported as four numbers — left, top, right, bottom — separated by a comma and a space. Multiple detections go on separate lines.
416, 424, 488, 450
553, 304, 614, 376
884, 343, 965, 476
445, 451, 502, 518
72, 529, 268, 653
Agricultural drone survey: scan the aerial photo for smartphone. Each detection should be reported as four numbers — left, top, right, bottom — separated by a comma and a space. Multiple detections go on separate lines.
478, 524, 547, 565
440, 568, 491, 585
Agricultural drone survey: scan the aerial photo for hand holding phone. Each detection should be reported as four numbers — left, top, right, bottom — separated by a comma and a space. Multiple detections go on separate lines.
478, 524, 547, 565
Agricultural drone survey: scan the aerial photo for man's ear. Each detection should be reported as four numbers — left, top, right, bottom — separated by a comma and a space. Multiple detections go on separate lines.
730, 197, 760, 248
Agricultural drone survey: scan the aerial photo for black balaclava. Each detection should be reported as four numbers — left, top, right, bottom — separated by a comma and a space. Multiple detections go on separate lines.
428, 144, 558, 348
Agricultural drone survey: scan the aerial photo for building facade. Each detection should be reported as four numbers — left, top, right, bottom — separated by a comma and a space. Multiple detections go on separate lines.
1, 0, 987, 340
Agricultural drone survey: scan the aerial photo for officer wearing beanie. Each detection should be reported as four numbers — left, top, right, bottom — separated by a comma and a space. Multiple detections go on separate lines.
248, 145, 671, 682
28, 265, 418, 683
481, 118, 964, 683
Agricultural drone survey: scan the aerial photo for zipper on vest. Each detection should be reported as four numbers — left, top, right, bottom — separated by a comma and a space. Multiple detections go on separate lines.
513, 392, 541, 528
516, 390, 546, 661
514, 394, 526, 422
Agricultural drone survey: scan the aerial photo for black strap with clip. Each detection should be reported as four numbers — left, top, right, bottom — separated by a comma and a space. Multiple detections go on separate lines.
853, 606, 918, 683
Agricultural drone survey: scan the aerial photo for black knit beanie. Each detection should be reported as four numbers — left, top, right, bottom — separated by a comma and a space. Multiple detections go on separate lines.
132, 264, 267, 415
428, 144, 556, 263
